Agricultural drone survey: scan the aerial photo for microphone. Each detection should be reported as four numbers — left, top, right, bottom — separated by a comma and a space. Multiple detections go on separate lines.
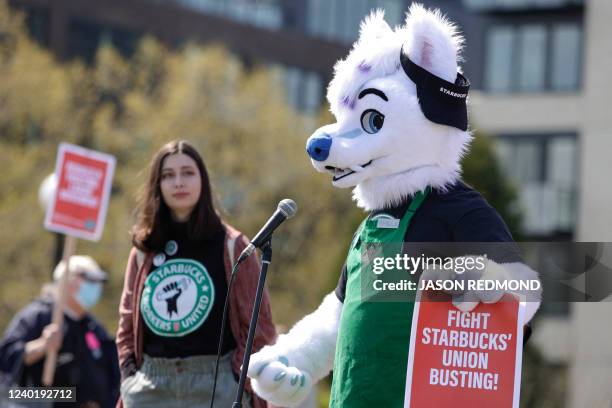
237, 199, 298, 264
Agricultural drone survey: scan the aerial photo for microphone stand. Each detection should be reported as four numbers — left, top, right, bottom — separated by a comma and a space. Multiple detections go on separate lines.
233, 239, 272, 407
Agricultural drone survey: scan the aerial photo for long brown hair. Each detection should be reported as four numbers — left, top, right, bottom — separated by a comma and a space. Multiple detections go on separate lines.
131, 140, 223, 252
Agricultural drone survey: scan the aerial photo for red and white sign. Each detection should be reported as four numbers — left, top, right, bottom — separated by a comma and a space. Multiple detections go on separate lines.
404, 291, 525, 408
44, 143, 116, 241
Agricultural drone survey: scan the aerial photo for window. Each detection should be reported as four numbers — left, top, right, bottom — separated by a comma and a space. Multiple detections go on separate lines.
551, 24, 582, 90
495, 134, 578, 236
307, 0, 402, 44
517, 25, 546, 91
485, 27, 514, 92
307, 0, 337, 40
484, 22, 582, 93
271, 65, 324, 115
464, 0, 583, 11
67, 19, 140, 63
302, 71, 324, 113
177, 0, 282, 30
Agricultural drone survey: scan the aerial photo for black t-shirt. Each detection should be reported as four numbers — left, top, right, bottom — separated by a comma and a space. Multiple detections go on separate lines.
335, 181, 522, 302
142, 222, 236, 358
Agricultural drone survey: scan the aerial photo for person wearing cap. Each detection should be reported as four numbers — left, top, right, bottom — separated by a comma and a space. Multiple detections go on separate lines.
0, 255, 120, 408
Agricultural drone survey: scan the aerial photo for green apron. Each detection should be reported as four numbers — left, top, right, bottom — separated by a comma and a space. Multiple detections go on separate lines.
330, 189, 429, 408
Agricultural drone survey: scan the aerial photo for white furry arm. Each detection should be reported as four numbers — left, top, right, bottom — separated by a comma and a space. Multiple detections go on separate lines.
262, 292, 342, 379
247, 292, 342, 407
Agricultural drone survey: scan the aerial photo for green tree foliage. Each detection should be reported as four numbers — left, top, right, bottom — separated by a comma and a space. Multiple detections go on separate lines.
0, 1, 361, 333
0, 1, 522, 332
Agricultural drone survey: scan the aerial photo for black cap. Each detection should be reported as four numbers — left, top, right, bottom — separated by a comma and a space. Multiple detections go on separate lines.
400, 48, 470, 131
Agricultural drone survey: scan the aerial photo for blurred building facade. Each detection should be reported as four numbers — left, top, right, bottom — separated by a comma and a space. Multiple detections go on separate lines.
459, 1, 612, 407
8, 0, 612, 406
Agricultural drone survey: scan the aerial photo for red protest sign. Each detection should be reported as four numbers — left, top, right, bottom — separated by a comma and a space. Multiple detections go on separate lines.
404, 293, 525, 408
44, 143, 116, 241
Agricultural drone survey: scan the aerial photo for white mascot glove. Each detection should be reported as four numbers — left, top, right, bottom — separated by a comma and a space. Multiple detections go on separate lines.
247, 351, 313, 407
422, 255, 541, 322
248, 293, 342, 407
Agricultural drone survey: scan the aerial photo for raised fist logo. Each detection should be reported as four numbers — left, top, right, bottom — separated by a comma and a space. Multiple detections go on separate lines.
155, 278, 190, 318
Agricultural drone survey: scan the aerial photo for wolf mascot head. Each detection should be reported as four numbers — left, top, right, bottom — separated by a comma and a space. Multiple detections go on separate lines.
306, 4, 471, 210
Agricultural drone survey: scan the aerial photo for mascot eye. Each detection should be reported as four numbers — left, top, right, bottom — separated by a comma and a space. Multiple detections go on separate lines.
360, 109, 385, 134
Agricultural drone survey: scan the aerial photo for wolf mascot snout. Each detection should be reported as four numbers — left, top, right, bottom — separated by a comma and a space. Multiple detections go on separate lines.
248, 4, 541, 407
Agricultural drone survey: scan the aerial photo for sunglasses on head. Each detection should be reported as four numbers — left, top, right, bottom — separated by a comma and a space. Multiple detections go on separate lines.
76, 273, 105, 283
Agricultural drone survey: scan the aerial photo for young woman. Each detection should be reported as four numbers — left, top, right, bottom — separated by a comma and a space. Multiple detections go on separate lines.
116, 140, 276, 408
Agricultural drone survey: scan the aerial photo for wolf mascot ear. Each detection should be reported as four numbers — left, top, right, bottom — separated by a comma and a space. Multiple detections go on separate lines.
402, 4, 470, 131
404, 4, 462, 82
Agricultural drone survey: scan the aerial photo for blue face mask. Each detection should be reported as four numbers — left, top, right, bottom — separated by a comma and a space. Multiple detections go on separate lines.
76, 281, 103, 310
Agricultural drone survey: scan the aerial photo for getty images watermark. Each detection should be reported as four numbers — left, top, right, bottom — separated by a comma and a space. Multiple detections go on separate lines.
370, 253, 541, 293
358, 242, 612, 303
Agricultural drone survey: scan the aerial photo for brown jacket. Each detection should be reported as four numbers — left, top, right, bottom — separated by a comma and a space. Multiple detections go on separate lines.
116, 224, 277, 408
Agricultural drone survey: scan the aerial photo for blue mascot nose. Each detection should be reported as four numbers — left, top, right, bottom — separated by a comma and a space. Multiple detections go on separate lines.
306, 133, 332, 162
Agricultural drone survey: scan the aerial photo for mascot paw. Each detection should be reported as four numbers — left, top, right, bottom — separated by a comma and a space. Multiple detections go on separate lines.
450, 289, 504, 312
247, 353, 312, 407
422, 255, 507, 312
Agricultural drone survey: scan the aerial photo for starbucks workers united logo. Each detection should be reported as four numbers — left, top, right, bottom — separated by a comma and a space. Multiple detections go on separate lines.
141, 259, 215, 337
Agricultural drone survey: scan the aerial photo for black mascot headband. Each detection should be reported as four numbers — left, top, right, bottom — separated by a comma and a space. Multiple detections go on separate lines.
400, 48, 470, 131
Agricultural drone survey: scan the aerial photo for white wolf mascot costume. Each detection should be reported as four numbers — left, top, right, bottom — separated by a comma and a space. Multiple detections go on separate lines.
248, 4, 541, 407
